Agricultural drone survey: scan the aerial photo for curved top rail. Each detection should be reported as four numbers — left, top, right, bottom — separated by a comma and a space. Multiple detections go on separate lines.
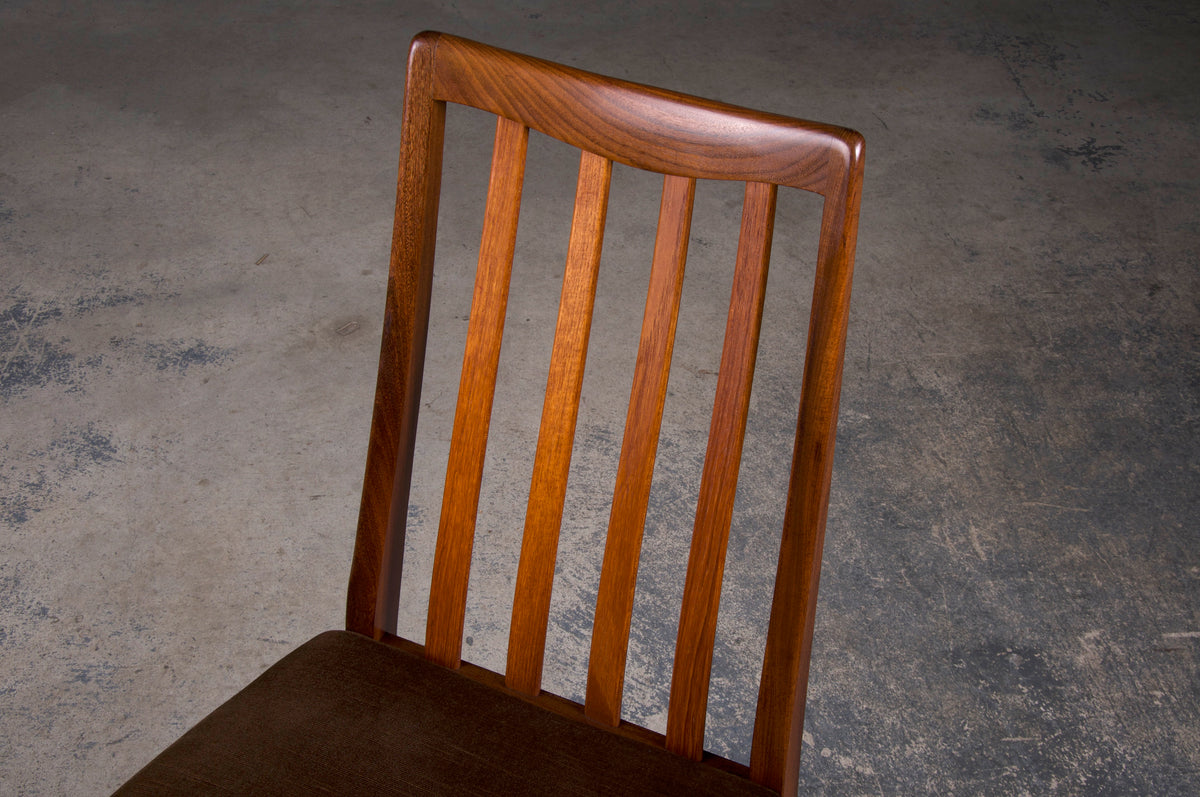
416, 31, 863, 195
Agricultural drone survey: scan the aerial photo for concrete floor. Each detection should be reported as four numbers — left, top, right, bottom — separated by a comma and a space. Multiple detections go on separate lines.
2, 1, 1198, 794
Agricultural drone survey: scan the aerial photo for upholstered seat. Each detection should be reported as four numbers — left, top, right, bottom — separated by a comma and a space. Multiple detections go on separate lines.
115, 631, 774, 796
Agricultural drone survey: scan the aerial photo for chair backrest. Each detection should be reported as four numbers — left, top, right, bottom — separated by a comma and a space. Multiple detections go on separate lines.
346, 31, 863, 794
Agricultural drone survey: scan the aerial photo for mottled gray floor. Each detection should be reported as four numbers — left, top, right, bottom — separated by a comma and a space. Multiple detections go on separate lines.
2, 1, 1198, 795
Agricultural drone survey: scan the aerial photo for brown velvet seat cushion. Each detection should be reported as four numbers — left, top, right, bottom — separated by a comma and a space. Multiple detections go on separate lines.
113, 630, 776, 796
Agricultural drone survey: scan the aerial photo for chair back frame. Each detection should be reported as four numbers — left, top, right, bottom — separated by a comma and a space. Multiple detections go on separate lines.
346, 31, 864, 794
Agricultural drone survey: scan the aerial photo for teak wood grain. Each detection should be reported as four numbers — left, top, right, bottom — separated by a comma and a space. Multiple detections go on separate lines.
667, 181, 776, 760
506, 150, 611, 696
425, 115, 527, 668
346, 30, 865, 796
585, 173, 695, 726
346, 37, 445, 637
750, 167, 864, 790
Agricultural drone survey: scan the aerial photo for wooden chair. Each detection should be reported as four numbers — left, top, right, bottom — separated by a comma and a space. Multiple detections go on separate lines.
114, 31, 864, 796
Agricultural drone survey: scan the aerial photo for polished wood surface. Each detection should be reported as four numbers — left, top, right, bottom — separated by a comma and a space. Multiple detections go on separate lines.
346, 35, 445, 638
506, 150, 611, 695
428, 33, 857, 194
750, 152, 864, 791
668, 180, 777, 760
585, 173, 694, 726
424, 115, 528, 668
347, 30, 864, 794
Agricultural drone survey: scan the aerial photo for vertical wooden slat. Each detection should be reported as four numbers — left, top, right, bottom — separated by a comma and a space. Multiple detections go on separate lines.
506, 150, 613, 695
584, 174, 695, 723
751, 142, 864, 792
424, 116, 529, 668
346, 36, 446, 638
666, 181, 778, 760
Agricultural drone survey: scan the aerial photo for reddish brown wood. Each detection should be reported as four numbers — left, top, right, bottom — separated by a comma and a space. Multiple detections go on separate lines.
424, 116, 528, 668
346, 30, 864, 796
425, 32, 855, 195
506, 150, 612, 696
346, 35, 446, 638
585, 174, 695, 726
666, 181, 777, 760
750, 137, 864, 792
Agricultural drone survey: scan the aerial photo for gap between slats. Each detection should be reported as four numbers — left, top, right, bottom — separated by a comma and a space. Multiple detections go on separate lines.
666, 180, 778, 760
584, 173, 696, 724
